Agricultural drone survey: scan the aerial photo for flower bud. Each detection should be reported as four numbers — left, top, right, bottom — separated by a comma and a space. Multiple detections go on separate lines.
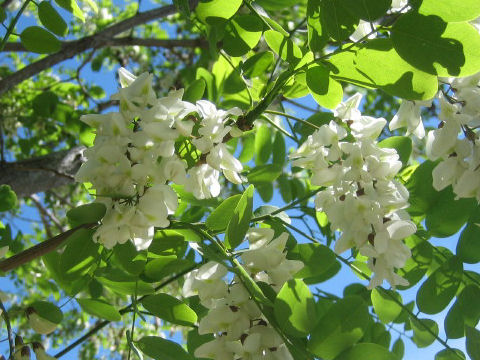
26, 307, 57, 335
32, 342, 56, 360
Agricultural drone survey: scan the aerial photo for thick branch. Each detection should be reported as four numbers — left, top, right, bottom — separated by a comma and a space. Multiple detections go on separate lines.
0, 146, 85, 198
0, 223, 95, 273
1, 37, 207, 52
0, 0, 200, 95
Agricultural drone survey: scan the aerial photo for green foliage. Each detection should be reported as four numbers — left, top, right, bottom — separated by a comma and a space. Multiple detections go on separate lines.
391, 12, 480, 77
466, 326, 480, 360
417, 256, 463, 314
274, 279, 316, 337
196, 0, 242, 24
142, 294, 197, 326
411, 318, 439, 348
66, 202, 106, 226
31, 300, 63, 324
206, 194, 242, 231
287, 243, 336, 279
77, 298, 121, 321
137, 336, 193, 360
416, 0, 480, 22
335, 343, 398, 360
0, 185, 17, 212
371, 289, 402, 324
306, 65, 343, 109
38, 2, 68, 37
225, 185, 254, 249
308, 296, 370, 359
20, 26, 61, 54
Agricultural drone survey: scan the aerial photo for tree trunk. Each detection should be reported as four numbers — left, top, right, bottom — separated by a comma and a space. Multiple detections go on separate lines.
0, 146, 85, 198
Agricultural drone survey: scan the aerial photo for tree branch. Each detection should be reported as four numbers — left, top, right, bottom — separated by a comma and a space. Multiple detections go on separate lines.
0, 223, 95, 273
29, 194, 65, 233
1, 37, 207, 52
0, 146, 85, 198
0, 0, 200, 95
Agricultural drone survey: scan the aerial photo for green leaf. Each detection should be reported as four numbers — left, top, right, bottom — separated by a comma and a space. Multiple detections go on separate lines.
0, 185, 17, 212
371, 289, 403, 324
391, 12, 480, 77
287, 243, 336, 279
254, 124, 272, 165
445, 301, 465, 339
66, 202, 106, 226
33, 91, 58, 117
355, 39, 438, 100
96, 269, 154, 296
264, 30, 302, 66
38, 2, 68, 36
0, 8, 5, 23
458, 284, 480, 327
149, 230, 187, 255
397, 240, 433, 289
466, 326, 480, 360
457, 207, 480, 264
242, 51, 275, 78
225, 185, 254, 249
378, 136, 412, 166
113, 241, 147, 275
319, 0, 359, 41
417, 0, 480, 22
196, 0, 242, 24
272, 131, 286, 166
20, 26, 61, 54
77, 298, 121, 321
142, 294, 197, 327
392, 338, 405, 359
183, 79, 206, 102
206, 194, 242, 231
306, 65, 343, 109
342, 0, 391, 21
137, 336, 193, 360
435, 349, 466, 360
335, 343, 398, 360
31, 301, 63, 324
425, 192, 476, 238
274, 279, 316, 337
411, 318, 439, 348
247, 164, 282, 184
223, 15, 263, 57
308, 296, 369, 360
307, 0, 328, 52
187, 328, 213, 356
60, 228, 98, 279
54, 0, 84, 22
417, 256, 463, 314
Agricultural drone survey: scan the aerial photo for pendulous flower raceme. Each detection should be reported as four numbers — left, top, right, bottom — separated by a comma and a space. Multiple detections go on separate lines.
183, 228, 303, 360
291, 93, 415, 289
75, 68, 245, 249
427, 73, 480, 201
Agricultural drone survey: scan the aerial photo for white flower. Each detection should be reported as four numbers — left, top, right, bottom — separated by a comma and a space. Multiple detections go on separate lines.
207, 143, 243, 184
350, 116, 387, 139
334, 93, 363, 121
350, 20, 376, 43
390, 100, 432, 138
185, 164, 221, 199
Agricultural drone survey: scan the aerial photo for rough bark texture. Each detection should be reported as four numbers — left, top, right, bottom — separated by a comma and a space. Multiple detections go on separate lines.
0, 146, 86, 198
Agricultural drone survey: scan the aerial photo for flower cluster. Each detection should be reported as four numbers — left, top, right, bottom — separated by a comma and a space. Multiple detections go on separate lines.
75, 68, 244, 249
183, 228, 303, 360
291, 93, 415, 288
427, 73, 480, 201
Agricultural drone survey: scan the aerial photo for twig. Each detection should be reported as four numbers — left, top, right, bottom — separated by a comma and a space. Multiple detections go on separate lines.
0, 299, 14, 360
29, 194, 65, 233
0, 223, 96, 273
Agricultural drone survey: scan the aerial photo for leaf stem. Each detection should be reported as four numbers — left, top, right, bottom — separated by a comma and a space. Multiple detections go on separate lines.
0, 0, 31, 51
0, 299, 14, 360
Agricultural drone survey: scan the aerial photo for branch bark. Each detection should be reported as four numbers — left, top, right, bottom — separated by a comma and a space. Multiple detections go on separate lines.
0, 146, 85, 198
0, 0, 200, 95
1, 37, 207, 52
0, 223, 95, 273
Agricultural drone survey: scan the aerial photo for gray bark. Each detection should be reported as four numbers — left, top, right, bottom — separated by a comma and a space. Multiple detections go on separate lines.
0, 146, 86, 198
